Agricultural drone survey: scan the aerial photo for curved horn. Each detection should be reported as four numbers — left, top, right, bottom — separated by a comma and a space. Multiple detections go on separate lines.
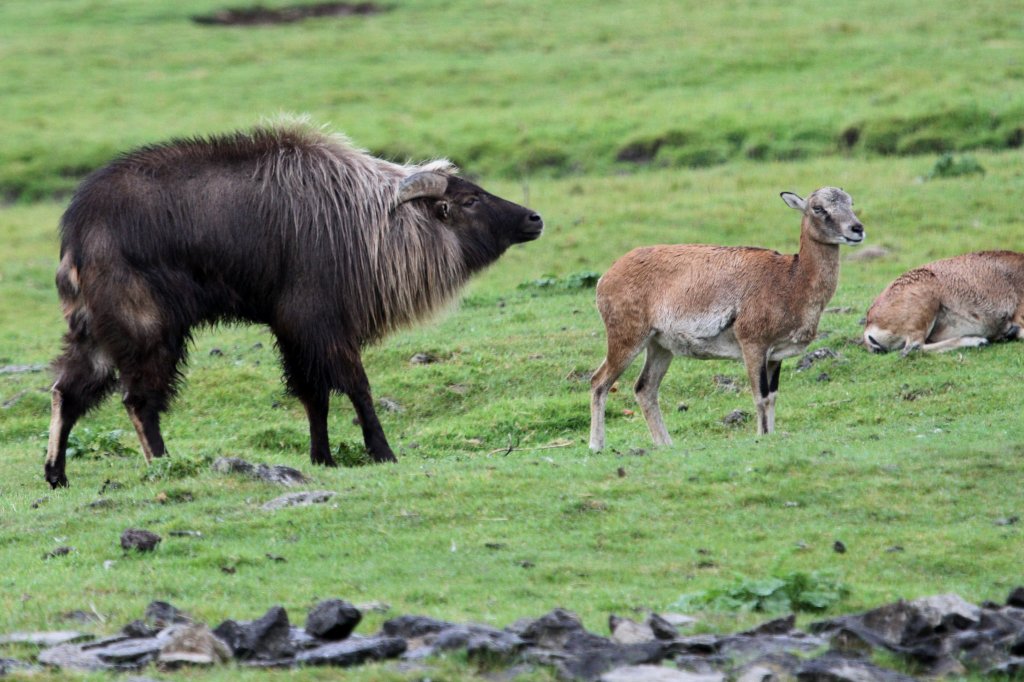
396, 172, 448, 204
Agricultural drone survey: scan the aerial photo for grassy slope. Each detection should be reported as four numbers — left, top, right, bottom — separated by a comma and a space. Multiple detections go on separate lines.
1, 1, 1023, 679
1, 0, 1022, 198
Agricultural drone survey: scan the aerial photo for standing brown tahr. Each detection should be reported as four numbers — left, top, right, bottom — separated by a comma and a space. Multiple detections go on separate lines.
45, 119, 543, 488
590, 188, 864, 448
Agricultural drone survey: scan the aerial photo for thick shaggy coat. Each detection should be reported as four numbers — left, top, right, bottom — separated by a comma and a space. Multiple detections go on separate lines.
45, 121, 543, 488
864, 250, 1024, 354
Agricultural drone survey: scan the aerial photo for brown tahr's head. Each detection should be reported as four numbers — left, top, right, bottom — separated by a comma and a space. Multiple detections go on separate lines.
780, 187, 864, 246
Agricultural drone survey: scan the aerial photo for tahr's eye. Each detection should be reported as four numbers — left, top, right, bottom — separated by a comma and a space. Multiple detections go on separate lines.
462, 197, 478, 208
813, 206, 828, 216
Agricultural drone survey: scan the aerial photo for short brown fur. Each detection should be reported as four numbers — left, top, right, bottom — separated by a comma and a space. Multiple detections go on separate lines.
590, 188, 864, 448
864, 250, 1024, 354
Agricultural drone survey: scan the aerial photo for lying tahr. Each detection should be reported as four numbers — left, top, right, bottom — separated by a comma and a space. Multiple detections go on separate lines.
864, 250, 1024, 355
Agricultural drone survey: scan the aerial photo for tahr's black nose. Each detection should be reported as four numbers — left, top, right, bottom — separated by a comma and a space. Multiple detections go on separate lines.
850, 223, 864, 235
528, 213, 542, 224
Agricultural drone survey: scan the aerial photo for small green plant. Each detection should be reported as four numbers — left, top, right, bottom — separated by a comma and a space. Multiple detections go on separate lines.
926, 153, 985, 180
140, 453, 213, 482
671, 571, 850, 614
518, 271, 601, 292
335, 441, 374, 467
63, 428, 137, 460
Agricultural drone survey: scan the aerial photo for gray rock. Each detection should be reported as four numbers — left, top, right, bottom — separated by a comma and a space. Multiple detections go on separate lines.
518, 608, 590, 650
0, 631, 91, 647
601, 664, 724, 682
295, 635, 407, 666
214, 605, 293, 660
722, 410, 749, 426
94, 637, 163, 665
120, 528, 161, 552
0, 657, 33, 675
382, 614, 456, 639
37, 643, 107, 672
144, 600, 191, 628
795, 651, 917, 681
287, 626, 323, 650
261, 490, 336, 511
305, 599, 361, 641
1007, 586, 1024, 608
657, 613, 698, 631
648, 613, 682, 640
0, 363, 46, 374
212, 456, 309, 487
732, 652, 804, 682
610, 615, 658, 645
158, 623, 232, 667
796, 348, 838, 371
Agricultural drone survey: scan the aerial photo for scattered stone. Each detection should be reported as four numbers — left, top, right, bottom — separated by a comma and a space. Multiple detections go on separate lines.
261, 490, 336, 511
31, 497, 48, 509
0, 363, 46, 374
168, 530, 203, 538
657, 614, 697, 631
120, 529, 161, 552
37, 642, 107, 671
305, 599, 362, 641
144, 600, 192, 628
212, 456, 309, 487
24, 592, 1024, 678
213, 606, 292, 661
158, 623, 232, 667
377, 397, 403, 413
995, 515, 1020, 526
61, 610, 102, 624
296, 636, 407, 666
817, 372, 831, 382
610, 615, 657, 645
44, 546, 74, 559
0, 657, 33, 675
410, 352, 438, 365
677, 403, 688, 412
824, 306, 854, 314
383, 614, 456, 640
721, 409, 749, 426
0, 631, 92, 647
796, 347, 838, 371
833, 540, 847, 553
601, 664, 723, 682
712, 375, 740, 392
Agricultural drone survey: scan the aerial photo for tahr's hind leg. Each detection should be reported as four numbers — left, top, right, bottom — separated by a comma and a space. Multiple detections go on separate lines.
116, 333, 186, 464
634, 343, 674, 446
46, 337, 117, 488
341, 354, 396, 463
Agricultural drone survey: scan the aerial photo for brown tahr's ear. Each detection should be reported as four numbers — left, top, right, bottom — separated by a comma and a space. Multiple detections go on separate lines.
780, 191, 806, 211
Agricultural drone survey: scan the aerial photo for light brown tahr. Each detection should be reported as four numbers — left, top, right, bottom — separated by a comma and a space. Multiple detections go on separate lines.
589, 187, 864, 449
864, 251, 1024, 355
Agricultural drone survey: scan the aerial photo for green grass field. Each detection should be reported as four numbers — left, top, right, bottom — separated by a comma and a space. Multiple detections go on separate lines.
1, 1, 1023, 679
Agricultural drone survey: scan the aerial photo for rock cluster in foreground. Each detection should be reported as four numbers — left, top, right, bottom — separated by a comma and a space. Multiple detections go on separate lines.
3, 590, 1024, 680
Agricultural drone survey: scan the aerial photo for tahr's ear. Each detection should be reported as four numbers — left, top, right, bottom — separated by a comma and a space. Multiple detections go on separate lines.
434, 200, 451, 221
780, 191, 807, 211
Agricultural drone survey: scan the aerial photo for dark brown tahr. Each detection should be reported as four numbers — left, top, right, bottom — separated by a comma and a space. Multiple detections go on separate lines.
45, 119, 543, 488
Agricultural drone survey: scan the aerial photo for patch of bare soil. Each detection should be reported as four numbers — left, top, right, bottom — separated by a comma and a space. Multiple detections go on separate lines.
192, 2, 385, 26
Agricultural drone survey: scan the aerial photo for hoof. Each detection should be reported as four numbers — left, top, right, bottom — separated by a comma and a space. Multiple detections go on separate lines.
44, 466, 69, 489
